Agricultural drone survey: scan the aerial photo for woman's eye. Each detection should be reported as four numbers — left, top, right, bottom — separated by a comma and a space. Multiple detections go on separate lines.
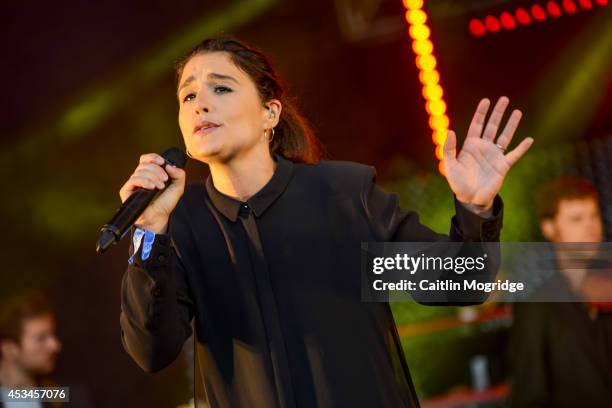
214, 86, 232, 94
183, 92, 196, 103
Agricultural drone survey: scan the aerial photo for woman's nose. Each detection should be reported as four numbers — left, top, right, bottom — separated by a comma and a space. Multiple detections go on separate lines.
196, 95, 209, 114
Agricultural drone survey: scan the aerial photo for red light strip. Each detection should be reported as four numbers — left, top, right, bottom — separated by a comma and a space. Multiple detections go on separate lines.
402, 0, 449, 173
469, 0, 608, 37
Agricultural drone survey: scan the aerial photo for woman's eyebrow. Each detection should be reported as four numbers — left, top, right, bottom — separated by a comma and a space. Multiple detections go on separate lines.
207, 72, 239, 84
177, 73, 239, 97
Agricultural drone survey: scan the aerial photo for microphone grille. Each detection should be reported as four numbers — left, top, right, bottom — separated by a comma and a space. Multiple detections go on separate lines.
161, 147, 187, 169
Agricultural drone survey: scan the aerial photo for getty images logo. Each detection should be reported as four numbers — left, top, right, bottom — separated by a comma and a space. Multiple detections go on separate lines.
371, 253, 488, 275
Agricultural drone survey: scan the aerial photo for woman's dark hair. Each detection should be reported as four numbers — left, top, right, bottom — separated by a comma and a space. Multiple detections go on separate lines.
175, 37, 325, 164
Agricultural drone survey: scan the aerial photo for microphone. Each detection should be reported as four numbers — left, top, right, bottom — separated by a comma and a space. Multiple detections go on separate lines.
96, 147, 187, 254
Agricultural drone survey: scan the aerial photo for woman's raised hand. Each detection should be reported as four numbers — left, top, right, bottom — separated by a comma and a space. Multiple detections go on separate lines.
443, 96, 534, 214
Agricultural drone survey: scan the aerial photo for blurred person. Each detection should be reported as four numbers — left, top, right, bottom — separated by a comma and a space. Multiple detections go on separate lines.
508, 176, 612, 408
0, 292, 94, 408
118, 37, 533, 407
0, 291, 60, 407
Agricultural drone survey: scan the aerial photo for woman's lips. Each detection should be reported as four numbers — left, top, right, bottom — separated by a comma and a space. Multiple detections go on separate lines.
194, 125, 221, 135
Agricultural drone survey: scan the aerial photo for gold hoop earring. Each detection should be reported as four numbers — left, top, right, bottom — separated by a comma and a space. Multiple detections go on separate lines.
268, 128, 275, 143
186, 148, 195, 159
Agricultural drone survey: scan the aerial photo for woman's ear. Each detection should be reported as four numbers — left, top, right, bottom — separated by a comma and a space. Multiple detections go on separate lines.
264, 99, 282, 128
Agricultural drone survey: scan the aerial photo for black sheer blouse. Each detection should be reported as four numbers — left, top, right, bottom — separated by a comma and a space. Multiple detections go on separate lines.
120, 154, 503, 407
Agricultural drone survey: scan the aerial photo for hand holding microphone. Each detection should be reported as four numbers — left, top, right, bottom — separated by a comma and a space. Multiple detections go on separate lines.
96, 147, 187, 253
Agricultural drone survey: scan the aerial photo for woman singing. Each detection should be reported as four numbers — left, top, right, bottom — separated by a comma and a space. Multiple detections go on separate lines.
119, 37, 532, 407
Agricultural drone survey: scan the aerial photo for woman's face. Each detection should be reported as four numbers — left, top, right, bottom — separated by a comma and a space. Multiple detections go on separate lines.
177, 51, 277, 164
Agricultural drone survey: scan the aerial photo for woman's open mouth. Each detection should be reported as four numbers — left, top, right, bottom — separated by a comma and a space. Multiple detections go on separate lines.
195, 126, 221, 135
194, 121, 221, 135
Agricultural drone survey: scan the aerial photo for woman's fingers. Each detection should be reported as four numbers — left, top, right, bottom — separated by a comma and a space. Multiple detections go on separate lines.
132, 172, 166, 189
119, 153, 169, 202
139, 153, 165, 166
129, 175, 161, 190
119, 175, 157, 202
495, 109, 522, 149
482, 96, 509, 141
505, 137, 534, 166
165, 163, 184, 179
466, 98, 491, 139
134, 163, 168, 187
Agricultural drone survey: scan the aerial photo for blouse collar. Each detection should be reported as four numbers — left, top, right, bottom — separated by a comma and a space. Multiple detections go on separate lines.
205, 154, 294, 222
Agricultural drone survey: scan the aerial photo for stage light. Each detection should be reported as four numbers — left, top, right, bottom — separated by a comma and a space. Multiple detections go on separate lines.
500, 12, 517, 29
423, 84, 443, 100
469, 18, 487, 37
547, 1, 563, 17
402, 0, 450, 172
469, 0, 606, 37
515, 8, 532, 25
412, 39, 433, 55
407, 9, 427, 25
435, 145, 444, 160
484, 15, 501, 32
562, 0, 578, 13
430, 115, 450, 131
432, 129, 448, 145
416, 54, 437, 70
403, 0, 423, 9
426, 99, 447, 116
409, 24, 430, 40
531, 4, 548, 21
419, 69, 440, 85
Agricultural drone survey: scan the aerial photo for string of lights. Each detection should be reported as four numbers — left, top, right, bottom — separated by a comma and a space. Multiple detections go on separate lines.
403, 0, 450, 174
469, 0, 608, 37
